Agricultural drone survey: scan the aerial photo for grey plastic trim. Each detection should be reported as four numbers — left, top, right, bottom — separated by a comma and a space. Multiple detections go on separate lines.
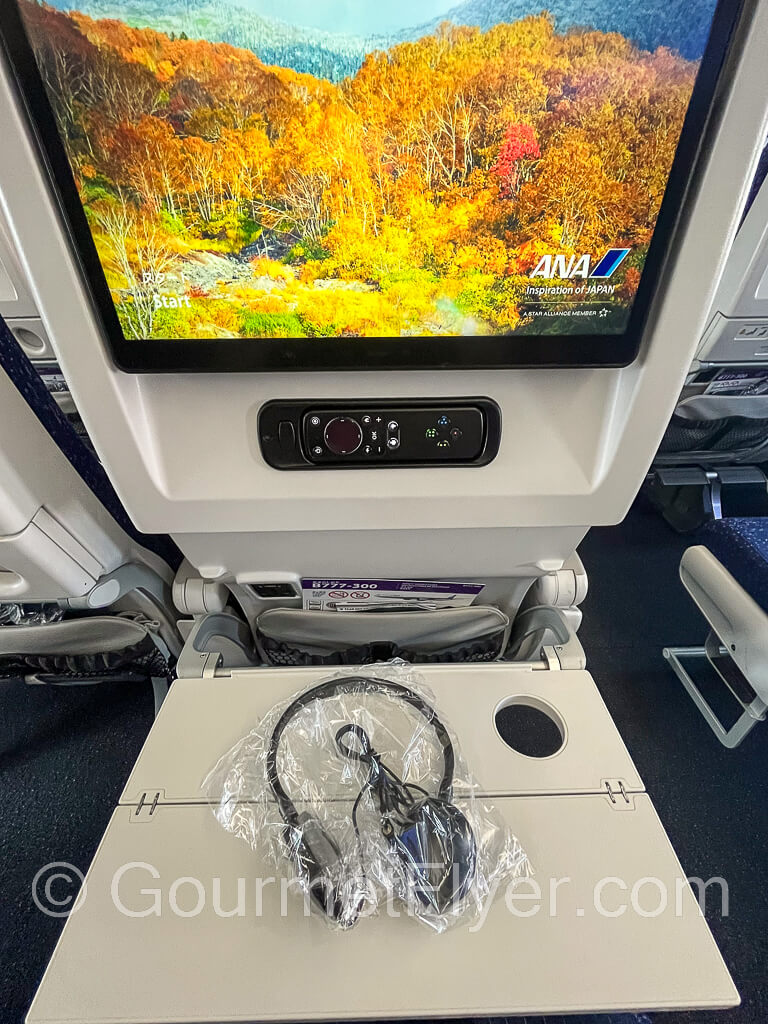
675, 394, 768, 420
507, 606, 585, 669
175, 612, 257, 677
256, 606, 510, 654
0, 616, 150, 655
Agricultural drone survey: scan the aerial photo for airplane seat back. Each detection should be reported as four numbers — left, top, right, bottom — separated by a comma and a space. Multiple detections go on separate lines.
0, 315, 182, 655
3, 3, 767, 1020
0, 2, 764, 615
649, 139, 768, 529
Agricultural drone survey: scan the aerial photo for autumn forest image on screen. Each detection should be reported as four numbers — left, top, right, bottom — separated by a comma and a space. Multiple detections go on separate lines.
20, 0, 716, 341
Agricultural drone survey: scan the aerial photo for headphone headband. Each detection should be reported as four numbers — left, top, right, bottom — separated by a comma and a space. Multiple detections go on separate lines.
266, 676, 456, 826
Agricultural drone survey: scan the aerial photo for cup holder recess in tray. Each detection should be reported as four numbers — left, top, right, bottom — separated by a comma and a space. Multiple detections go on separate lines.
494, 696, 566, 759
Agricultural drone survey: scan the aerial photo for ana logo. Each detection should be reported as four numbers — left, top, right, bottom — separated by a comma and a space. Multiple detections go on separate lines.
529, 248, 630, 280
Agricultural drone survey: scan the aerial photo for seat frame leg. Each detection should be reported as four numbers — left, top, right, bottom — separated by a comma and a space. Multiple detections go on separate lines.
663, 643, 768, 748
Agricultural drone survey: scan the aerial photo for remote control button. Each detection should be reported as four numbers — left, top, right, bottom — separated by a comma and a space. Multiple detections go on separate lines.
361, 415, 372, 425
309, 415, 321, 427
387, 436, 400, 449
278, 420, 295, 451
437, 415, 451, 428
312, 445, 323, 456
387, 420, 399, 432
324, 416, 363, 455
450, 427, 463, 441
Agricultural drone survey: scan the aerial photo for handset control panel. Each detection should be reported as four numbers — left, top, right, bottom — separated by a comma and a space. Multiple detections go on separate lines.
259, 399, 500, 470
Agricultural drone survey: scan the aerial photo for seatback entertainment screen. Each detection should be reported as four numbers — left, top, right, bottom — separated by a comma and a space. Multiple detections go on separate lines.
1, 0, 737, 371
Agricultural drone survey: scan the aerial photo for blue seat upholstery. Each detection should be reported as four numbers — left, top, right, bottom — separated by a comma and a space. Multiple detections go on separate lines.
699, 517, 768, 614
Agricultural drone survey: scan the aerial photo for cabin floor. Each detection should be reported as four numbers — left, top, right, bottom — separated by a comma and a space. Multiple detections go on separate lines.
0, 495, 766, 1024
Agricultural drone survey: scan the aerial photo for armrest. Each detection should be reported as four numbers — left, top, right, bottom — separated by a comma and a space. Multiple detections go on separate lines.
680, 545, 768, 701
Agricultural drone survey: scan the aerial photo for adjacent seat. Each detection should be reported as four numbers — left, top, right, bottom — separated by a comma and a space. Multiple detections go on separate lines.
699, 516, 768, 613
664, 516, 768, 747
0, 315, 182, 711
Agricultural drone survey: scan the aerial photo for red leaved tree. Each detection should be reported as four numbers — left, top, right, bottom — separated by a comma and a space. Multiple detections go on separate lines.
492, 123, 541, 199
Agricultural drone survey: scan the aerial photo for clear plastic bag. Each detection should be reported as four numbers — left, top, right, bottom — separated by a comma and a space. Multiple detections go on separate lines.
204, 661, 530, 932
0, 603, 65, 627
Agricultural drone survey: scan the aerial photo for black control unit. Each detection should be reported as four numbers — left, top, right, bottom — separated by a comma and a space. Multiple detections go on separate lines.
259, 399, 500, 469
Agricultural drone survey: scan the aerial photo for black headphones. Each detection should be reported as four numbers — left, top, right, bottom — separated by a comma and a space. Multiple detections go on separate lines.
266, 676, 477, 927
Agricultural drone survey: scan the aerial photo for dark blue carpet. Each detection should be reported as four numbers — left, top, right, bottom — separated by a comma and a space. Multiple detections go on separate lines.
578, 497, 768, 1024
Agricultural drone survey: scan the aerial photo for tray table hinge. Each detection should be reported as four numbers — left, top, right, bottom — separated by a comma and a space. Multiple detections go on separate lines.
541, 645, 561, 670
132, 790, 162, 821
602, 778, 635, 810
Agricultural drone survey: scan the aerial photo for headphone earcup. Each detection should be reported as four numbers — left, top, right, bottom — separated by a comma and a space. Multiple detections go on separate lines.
284, 813, 358, 926
391, 798, 477, 914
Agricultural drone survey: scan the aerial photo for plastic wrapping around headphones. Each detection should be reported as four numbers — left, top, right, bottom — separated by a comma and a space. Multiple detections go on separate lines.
204, 661, 531, 932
